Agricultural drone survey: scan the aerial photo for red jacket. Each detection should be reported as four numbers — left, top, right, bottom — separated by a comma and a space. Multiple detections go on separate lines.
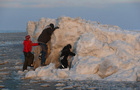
23, 40, 39, 53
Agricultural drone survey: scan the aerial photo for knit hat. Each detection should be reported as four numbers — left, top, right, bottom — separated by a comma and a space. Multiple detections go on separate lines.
25, 35, 30, 40
67, 44, 72, 49
50, 23, 54, 29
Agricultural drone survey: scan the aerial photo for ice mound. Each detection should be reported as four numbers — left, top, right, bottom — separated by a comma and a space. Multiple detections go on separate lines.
25, 63, 70, 80
25, 17, 140, 81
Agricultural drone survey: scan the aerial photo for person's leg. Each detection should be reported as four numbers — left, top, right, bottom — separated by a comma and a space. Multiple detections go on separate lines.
41, 51, 46, 65
40, 44, 48, 65
64, 60, 68, 68
23, 52, 28, 71
61, 59, 68, 68
27, 52, 31, 66
58, 65, 63, 69
28, 52, 34, 67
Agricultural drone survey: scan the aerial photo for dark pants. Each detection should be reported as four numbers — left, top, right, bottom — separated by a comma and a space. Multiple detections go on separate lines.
40, 43, 48, 65
61, 59, 68, 68
23, 52, 34, 71
58, 59, 68, 69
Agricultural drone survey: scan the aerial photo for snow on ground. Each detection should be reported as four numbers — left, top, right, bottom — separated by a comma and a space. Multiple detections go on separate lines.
24, 17, 140, 81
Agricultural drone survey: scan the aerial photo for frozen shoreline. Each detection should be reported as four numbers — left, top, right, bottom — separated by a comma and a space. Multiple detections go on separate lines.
0, 32, 139, 90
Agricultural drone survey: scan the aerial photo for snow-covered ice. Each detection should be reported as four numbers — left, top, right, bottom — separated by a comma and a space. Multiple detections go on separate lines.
24, 16, 140, 81
55, 83, 65, 87
40, 83, 50, 87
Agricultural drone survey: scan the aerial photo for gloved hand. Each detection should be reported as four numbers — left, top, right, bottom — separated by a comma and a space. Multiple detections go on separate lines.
55, 26, 59, 29
38, 43, 43, 45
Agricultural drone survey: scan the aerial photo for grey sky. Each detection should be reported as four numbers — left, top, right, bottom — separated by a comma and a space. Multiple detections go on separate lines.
0, 0, 140, 32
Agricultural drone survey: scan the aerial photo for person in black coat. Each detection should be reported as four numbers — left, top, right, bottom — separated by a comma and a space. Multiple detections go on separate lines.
58, 44, 75, 69
37, 23, 59, 66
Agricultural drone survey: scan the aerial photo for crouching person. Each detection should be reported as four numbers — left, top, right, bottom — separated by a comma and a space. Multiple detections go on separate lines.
23, 35, 40, 71
58, 44, 75, 69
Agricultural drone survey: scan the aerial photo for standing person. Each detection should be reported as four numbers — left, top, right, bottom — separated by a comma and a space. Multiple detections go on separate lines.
58, 44, 76, 69
37, 23, 59, 66
23, 35, 39, 71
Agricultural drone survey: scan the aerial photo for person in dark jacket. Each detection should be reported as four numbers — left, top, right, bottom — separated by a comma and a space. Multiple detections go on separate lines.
37, 23, 59, 66
58, 44, 75, 69
23, 35, 39, 71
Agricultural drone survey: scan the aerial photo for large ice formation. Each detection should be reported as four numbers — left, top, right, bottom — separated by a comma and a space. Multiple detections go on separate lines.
25, 17, 140, 81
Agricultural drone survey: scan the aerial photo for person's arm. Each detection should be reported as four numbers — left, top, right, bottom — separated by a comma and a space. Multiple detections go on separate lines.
31, 41, 39, 46
54, 26, 59, 29
52, 26, 59, 31
69, 51, 76, 56
32, 43, 39, 46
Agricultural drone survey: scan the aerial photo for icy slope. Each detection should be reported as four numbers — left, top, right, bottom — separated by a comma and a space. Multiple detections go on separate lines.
25, 17, 140, 81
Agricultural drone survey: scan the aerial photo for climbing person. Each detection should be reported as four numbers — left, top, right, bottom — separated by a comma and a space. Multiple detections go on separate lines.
37, 23, 59, 66
23, 35, 40, 71
58, 44, 76, 69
